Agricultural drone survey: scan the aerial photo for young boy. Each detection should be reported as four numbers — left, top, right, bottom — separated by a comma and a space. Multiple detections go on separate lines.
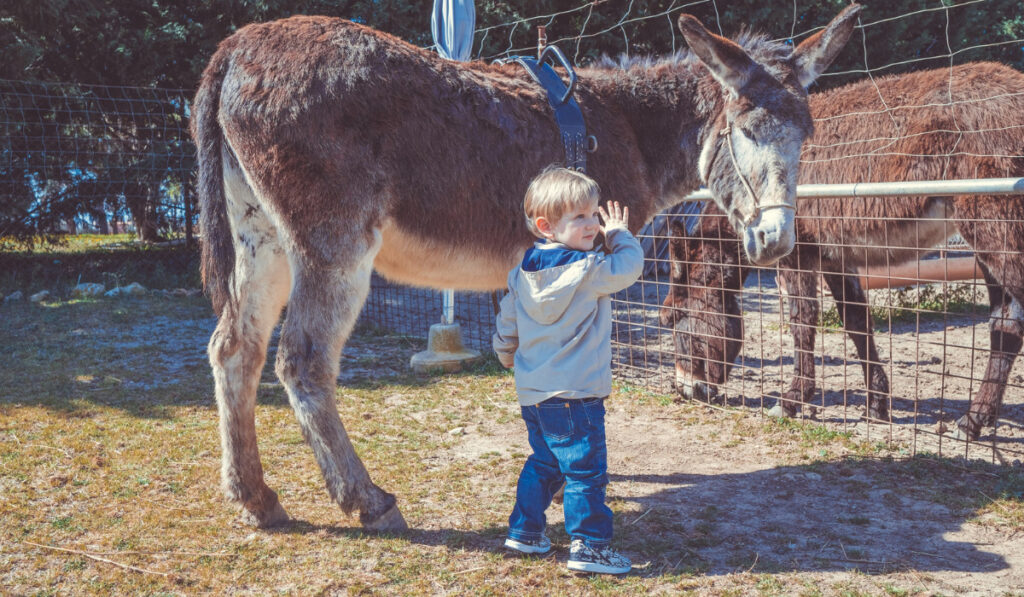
493, 166, 644, 574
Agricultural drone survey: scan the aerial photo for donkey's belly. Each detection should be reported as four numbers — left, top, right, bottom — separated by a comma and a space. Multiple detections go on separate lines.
373, 221, 523, 291
822, 198, 956, 268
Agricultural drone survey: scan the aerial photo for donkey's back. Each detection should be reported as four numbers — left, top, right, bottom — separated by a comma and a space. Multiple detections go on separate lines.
195, 16, 585, 308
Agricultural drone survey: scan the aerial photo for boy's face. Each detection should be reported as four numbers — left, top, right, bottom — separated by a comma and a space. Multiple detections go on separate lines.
537, 200, 601, 251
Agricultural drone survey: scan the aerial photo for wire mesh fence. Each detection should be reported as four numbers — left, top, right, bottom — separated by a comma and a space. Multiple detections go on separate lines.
622, 199, 1024, 466
1, 79, 195, 245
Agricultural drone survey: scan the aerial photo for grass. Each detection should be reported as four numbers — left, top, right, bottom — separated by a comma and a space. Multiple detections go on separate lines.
1, 295, 1022, 594
818, 281, 988, 330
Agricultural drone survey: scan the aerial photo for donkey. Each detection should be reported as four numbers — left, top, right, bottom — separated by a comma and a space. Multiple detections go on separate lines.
661, 62, 1024, 441
191, 7, 860, 532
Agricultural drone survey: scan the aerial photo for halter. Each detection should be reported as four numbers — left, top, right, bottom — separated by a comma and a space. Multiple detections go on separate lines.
718, 123, 796, 227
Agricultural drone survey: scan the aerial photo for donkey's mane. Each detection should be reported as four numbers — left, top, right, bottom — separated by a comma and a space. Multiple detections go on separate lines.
591, 32, 792, 71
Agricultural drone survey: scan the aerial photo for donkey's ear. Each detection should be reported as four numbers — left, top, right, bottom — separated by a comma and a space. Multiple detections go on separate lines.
792, 3, 862, 87
678, 14, 755, 96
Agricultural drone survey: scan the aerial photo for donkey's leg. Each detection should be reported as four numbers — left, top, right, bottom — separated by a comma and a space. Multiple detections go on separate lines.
209, 185, 292, 527
275, 228, 407, 532
955, 264, 1024, 440
770, 269, 818, 418
821, 272, 890, 420
952, 199, 1024, 440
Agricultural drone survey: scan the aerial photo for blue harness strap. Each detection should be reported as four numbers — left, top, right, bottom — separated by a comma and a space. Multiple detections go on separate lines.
500, 46, 591, 173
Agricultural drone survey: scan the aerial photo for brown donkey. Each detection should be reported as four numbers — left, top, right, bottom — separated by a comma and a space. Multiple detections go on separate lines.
191, 8, 861, 531
661, 62, 1024, 441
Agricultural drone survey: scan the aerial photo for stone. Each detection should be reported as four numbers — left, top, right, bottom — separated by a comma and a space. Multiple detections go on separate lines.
122, 282, 147, 295
105, 282, 148, 297
71, 282, 105, 298
30, 290, 51, 303
3, 291, 22, 302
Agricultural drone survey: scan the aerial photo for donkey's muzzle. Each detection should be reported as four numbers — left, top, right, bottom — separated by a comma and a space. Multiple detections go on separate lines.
742, 215, 795, 266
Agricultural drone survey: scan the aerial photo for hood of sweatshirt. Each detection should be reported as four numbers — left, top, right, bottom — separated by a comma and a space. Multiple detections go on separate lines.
512, 241, 593, 325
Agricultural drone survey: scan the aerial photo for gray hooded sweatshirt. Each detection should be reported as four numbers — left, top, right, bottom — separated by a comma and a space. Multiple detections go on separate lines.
492, 226, 644, 406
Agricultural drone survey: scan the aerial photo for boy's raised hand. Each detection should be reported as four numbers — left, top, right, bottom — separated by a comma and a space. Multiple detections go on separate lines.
598, 201, 629, 233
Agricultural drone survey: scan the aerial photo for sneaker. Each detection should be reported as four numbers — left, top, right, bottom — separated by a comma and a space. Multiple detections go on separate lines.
567, 539, 632, 574
504, 534, 552, 555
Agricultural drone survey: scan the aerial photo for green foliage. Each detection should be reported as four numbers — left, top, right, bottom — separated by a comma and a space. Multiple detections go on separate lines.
819, 282, 987, 329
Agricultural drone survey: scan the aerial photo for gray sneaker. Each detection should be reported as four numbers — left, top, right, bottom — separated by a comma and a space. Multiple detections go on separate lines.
504, 534, 551, 554
567, 539, 632, 574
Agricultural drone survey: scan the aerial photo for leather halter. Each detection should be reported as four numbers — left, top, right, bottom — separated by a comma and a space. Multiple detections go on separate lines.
717, 123, 796, 227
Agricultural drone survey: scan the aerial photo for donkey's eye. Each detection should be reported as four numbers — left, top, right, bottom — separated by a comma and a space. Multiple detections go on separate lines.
740, 127, 757, 143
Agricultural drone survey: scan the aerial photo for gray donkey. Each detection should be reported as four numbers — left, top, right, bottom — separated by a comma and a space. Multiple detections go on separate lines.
191, 7, 860, 531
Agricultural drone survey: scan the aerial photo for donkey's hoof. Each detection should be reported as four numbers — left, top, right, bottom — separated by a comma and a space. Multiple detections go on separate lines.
866, 402, 889, 422
954, 415, 981, 442
239, 501, 290, 528
362, 503, 408, 533
766, 404, 793, 419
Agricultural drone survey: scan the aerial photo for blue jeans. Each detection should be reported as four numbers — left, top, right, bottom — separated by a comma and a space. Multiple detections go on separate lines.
508, 396, 612, 548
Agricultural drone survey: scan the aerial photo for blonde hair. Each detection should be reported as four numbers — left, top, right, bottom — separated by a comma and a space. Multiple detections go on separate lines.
523, 165, 601, 238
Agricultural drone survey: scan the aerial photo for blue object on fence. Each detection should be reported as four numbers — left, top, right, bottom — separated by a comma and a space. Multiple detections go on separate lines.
431, 0, 475, 61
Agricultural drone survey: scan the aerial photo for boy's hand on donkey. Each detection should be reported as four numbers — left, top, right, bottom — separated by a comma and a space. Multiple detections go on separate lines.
599, 201, 629, 233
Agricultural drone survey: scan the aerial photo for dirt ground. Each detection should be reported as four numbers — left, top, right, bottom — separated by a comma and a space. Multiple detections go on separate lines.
609, 272, 1024, 465
180, 299, 1024, 592
235, 299, 1024, 593
4, 291, 1023, 594
453, 400, 1024, 594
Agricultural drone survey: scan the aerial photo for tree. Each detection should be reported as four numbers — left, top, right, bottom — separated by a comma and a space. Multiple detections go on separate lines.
2, 1, 1021, 243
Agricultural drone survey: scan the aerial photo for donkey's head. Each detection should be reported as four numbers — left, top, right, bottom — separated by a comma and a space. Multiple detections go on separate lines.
660, 213, 744, 401
679, 4, 860, 265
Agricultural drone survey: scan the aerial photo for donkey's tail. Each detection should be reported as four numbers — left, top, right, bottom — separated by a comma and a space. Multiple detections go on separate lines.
191, 40, 238, 316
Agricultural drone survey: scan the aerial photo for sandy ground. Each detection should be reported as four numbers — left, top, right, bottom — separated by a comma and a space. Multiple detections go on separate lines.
354, 279, 1024, 593
12, 291, 1019, 594
449, 388, 1024, 594
608, 272, 1024, 465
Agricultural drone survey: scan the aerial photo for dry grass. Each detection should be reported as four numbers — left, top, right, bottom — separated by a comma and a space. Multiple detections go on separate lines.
1, 296, 1022, 595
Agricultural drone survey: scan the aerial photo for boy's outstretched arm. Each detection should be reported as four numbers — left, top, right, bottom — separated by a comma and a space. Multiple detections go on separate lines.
492, 287, 518, 368
588, 201, 645, 295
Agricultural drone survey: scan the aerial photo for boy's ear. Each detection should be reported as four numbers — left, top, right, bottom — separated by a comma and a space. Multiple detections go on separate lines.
534, 216, 553, 237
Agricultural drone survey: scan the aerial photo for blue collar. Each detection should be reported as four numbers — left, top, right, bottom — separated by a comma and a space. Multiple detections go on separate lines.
521, 241, 588, 272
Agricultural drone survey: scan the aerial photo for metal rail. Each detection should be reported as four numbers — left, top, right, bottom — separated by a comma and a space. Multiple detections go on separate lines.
682, 176, 1024, 201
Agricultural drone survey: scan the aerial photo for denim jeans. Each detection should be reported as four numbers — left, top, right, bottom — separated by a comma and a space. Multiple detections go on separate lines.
508, 396, 612, 548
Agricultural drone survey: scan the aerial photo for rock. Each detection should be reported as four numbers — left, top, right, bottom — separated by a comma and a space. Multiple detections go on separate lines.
185, 288, 202, 297
30, 290, 51, 303
935, 421, 949, 435
105, 282, 148, 297
447, 427, 466, 436
71, 282, 105, 298
123, 282, 147, 295
3, 291, 22, 302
